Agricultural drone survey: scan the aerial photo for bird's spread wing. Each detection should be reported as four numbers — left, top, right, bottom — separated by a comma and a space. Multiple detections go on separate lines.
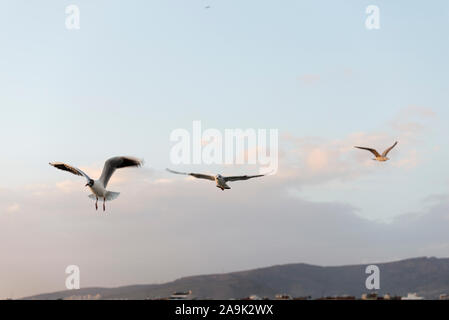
382, 141, 398, 157
354, 146, 381, 157
99, 156, 143, 187
224, 174, 266, 182
166, 168, 215, 181
49, 162, 91, 181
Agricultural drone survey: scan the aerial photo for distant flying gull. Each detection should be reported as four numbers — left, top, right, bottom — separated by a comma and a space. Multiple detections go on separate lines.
166, 168, 267, 190
354, 141, 398, 162
50, 156, 143, 211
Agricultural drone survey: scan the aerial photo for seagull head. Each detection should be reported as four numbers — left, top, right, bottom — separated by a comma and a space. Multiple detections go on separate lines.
85, 179, 94, 187
216, 174, 222, 179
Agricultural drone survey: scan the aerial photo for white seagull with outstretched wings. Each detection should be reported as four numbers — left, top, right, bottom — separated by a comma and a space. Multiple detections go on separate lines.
50, 156, 143, 211
354, 141, 398, 162
166, 168, 267, 190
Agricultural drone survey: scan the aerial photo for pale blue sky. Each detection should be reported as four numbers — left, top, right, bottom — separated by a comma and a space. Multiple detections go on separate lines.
0, 1, 449, 298
1, 0, 448, 216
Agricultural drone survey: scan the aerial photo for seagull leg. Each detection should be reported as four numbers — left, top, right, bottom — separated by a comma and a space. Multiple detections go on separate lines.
103, 197, 106, 212
95, 197, 98, 211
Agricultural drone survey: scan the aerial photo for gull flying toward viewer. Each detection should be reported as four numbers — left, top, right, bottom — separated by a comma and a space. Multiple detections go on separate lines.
354, 141, 398, 162
50, 156, 143, 211
166, 168, 267, 191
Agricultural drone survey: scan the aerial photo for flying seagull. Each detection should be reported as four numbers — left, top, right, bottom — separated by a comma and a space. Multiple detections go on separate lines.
166, 168, 267, 190
354, 141, 398, 162
49, 156, 143, 211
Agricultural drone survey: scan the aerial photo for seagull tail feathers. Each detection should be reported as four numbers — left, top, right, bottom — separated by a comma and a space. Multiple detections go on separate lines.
88, 192, 120, 202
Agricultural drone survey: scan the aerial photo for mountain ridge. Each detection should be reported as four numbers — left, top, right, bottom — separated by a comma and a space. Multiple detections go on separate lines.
23, 256, 449, 300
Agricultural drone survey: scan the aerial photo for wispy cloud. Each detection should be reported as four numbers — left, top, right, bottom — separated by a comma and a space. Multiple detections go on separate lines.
5, 203, 20, 213
1, 173, 449, 299
0, 106, 440, 299
297, 74, 320, 86
279, 106, 435, 185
